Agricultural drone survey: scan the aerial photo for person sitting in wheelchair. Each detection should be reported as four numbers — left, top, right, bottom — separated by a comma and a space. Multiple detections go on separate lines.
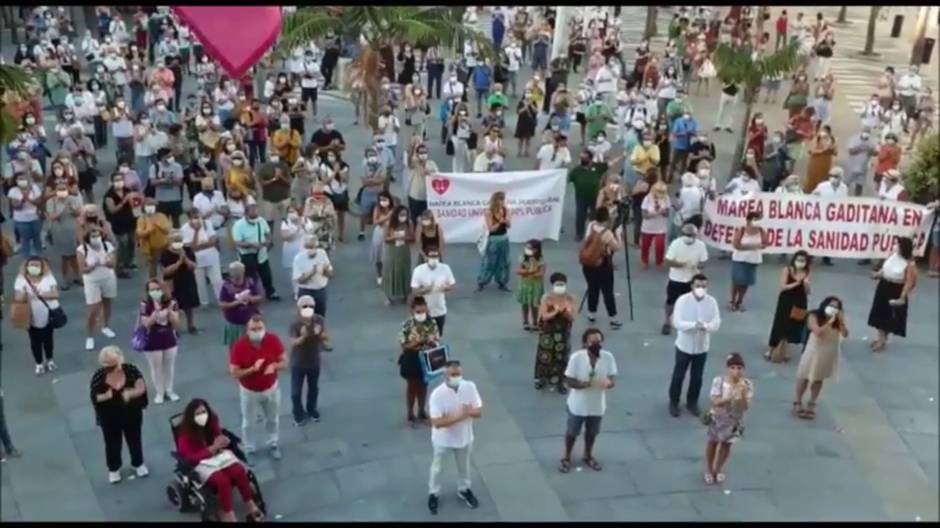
176, 398, 265, 522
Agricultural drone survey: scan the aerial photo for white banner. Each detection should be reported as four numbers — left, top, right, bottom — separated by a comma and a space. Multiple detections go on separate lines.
426, 170, 568, 243
702, 193, 936, 259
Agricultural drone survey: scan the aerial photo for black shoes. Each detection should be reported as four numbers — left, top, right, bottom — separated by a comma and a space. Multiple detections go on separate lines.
309, 409, 321, 422
668, 403, 680, 418
686, 403, 701, 417
428, 494, 439, 515
458, 489, 479, 509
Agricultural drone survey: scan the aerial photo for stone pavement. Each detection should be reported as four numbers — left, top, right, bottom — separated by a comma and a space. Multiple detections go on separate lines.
1, 6, 938, 522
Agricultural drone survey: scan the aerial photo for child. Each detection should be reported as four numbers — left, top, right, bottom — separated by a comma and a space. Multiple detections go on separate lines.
516, 239, 545, 331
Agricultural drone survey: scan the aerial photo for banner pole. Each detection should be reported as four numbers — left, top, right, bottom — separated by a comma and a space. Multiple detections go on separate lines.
620, 203, 635, 321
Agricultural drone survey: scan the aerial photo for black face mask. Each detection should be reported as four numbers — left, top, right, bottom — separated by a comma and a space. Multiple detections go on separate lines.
587, 343, 602, 355
581, 158, 591, 166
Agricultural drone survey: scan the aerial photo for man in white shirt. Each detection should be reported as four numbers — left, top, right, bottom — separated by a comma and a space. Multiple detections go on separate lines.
895, 65, 922, 122
504, 40, 523, 97
377, 106, 401, 179
192, 177, 227, 229
560, 328, 617, 473
180, 209, 223, 306
410, 246, 456, 336
292, 235, 333, 320
812, 167, 848, 198
662, 222, 708, 335
472, 147, 504, 173
669, 274, 721, 418
535, 134, 572, 171
442, 71, 466, 102
428, 360, 482, 515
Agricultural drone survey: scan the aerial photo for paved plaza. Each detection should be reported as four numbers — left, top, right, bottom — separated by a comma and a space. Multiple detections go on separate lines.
1, 5, 938, 522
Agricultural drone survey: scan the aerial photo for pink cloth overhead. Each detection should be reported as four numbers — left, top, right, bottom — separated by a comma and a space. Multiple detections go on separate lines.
172, 6, 282, 79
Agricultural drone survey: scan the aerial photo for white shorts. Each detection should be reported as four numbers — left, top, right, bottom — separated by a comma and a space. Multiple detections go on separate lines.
84, 273, 118, 305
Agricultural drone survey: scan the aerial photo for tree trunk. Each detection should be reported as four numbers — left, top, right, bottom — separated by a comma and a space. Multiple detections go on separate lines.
862, 7, 880, 55
644, 7, 658, 39
837, 6, 848, 24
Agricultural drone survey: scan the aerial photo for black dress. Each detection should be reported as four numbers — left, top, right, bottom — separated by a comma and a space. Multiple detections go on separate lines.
867, 279, 907, 337
768, 268, 809, 347
160, 247, 200, 309
514, 100, 538, 139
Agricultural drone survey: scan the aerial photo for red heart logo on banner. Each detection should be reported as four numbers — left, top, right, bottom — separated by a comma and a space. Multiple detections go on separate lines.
172, 7, 282, 79
431, 177, 450, 195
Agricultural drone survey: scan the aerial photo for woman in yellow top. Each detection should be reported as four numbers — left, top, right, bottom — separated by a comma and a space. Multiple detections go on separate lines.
271, 116, 302, 166
136, 198, 171, 278
630, 132, 661, 178
225, 150, 256, 198
524, 74, 545, 111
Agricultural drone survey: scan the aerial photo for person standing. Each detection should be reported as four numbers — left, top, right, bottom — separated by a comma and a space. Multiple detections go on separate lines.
534, 272, 576, 391
103, 172, 140, 279
844, 127, 877, 197
793, 296, 848, 420
228, 314, 286, 460
639, 182, 671, 269
867, 237, 917, 352
150, 147, 185, 228
90, 346, 149, 484
232, 203, 280, 301
766, 251, 811, 363
517, 240, 546, 331
729, 212, 767, 311
77, 226, 119, 351
410, 246, 456, 336
702, 352, 753, 486
661, 222, 708, 335
288, 296, 327, 426
219, 262, 264, 348
180, 209, 223, 307
137, 279, 180, 404
12, 257, 61, 375
293, 235, 333, 316
477, 192, 512, 292
8, 172, 44, 258
802, 126, 837, 193
383, 205, 415, 305
669, 274, 721, 417
568, 151, 605, 241
399, 297, 441, 427
136, 198, 171, 279
406, 144, 437, 223
427, 360, 483, 515
579, 208, 623, 329
559, 328, 617, 473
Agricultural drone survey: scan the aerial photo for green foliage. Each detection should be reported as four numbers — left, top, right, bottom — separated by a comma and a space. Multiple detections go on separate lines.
0, 64, 36, 143
905, 133, 940, 205
713, 42, 800, 96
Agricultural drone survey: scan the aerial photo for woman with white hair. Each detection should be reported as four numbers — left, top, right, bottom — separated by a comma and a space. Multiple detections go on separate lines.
673, 172, 705, 236
89, 345, 149, 484
775, 174, 804, 195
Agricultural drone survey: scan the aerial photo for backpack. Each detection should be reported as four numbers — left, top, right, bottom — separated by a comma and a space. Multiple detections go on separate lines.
578, 228, 608, 267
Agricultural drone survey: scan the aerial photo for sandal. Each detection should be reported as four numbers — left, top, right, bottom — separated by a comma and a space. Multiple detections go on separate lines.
763, 351, 772, 361
558, 458, 571, 473
799, 402, 816, 420
703, 472, 715, 485
715, 472, 726, 484
534, 380, 546, 390
582, 457, 602, 471
247, 510, 265, 522
736, 305, 747, 312
790, 401, 803, 417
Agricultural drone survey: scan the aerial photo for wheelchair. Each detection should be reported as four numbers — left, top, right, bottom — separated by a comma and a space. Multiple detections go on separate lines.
165, 413, 267, 522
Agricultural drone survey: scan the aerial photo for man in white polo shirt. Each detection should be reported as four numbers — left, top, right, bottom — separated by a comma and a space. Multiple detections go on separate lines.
560, 328, 617, 474
669, 273, 721, 418
661, 222, 709, 335
427, 360, 482, 515
410, 245, 456, 336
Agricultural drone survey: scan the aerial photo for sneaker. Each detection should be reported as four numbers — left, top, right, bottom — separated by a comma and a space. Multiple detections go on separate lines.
153, 394, 165, 405
660, 323, 671, 336
269, 445, 283, 460
166, 392, 180, 402
458, 489, 479, 509
45, 360, 57, 372
587, 314, 596, 323
357, 232, 366, 241
135, 464, 149, 478
101, 327, 116, 339
4, 447, 21, 458
293, 417, 308, 427
35, 364, 46, 376
267, 293, 281, 301
668, 403, 680, 418
376, 277, 383, 286
309, 410, 321, 422
610, 320, 622, 329
428, 494, 439, 515
109, 471, 122, 484
85, 337, 95, 351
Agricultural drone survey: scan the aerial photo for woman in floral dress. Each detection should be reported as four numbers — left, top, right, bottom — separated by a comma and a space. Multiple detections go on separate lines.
703, 352, 753, 486
516, 239, 545, 331
534, 272, 575, 392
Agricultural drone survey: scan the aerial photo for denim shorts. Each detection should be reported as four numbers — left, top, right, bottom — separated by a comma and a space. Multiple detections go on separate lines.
566, 408, 602, 438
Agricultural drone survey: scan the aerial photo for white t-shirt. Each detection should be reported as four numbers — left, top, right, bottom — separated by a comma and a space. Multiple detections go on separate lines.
505, 46, 522, 72
410, 263, 456, 317
292, 248, 331, 290
378, 115, 400, 147
77, 241, 117, 282
428, 380, 483, 449
564, 349, 618, 417
536, 144, 571, 170
7, 184, 43, 222
225, 195, 256, 220
640, 194, 670, 234
13, 274, 60, 328
180, 222, 221, 268
192, 190, 228, 228
665, 238, 708, 283
725, 176, 761, 196
813, 180, 848, 198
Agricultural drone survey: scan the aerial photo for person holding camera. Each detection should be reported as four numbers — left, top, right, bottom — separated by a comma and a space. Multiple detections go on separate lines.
398, 296, 441, 428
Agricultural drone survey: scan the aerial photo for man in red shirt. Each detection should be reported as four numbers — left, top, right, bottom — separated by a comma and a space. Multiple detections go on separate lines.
229, 314, 287, 459
775, 10, 788, 50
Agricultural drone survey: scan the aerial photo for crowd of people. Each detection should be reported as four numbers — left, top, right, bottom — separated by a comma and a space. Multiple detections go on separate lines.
0, 4, 937, 520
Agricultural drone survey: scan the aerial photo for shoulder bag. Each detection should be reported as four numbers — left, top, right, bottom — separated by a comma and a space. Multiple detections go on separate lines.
25, 278, 68, 329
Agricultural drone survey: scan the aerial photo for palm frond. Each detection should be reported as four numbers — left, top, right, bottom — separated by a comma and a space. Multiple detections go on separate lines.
0, 64, 34, 98
714, 41, 800, 92
0, 64, 38, 143
276, 7, 339, 59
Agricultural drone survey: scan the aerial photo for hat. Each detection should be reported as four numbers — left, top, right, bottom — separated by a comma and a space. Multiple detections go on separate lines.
726, 352, 745, 368
828, 167, 843, 178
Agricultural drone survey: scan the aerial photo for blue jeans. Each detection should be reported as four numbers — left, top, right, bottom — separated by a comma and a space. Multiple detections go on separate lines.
290, 367, 320, 422
14, 220, 42, 257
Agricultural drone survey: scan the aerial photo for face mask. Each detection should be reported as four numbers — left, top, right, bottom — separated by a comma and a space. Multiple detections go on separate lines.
824, 306, 839, 317
54, 168, 65, 176
89, 236, 103, 247
148, 289, 163, 301
193, 412, 209, 427
27, 264, 42, 276
112, 180, 126, 190
427, 257, 440, 268
25, 117, 35, 125
398, 215, 408, 222
170, 242, 183, 251
682, 235, 696, 245
300, 307, 314, 318
794, 260, 806, 269
552, 283, 567, 295
233, 159, 244, 166
144, 205, 156, 215
418, 153, 428, 161
587, 343, 602, 355
248, 330, 265, 343
56, 190, 69, 199
16, 180, 28, 188
414, 313, 427, 323
692, 286, 707, 299
524, 248, 534, 257
446, 376, 462, 389
157, 104, 166, 111
367, 156, 378, 164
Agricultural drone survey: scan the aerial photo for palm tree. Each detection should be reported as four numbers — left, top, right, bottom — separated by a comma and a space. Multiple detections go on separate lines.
0, 64, 36, 143
713, 41, 800, 179
278, 6, 493, 130
862, 6, 881, 56
644, 7, 658, 39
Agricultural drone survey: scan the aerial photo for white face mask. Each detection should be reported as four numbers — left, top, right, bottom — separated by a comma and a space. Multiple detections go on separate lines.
170, 242, 183, 251
193, 412, 209, 427
300, 307, 314, 318
824, 306, 839, 317
27, 264, 42, 276
552, 283, 567, 295
56, 190, 69, 199
144, 205, 156, 215
446, 376, 462, 389
793, 260, 806, 269
248, 330, 265, 342
414, 313, 427, 323
682, 235, 696, 245
427, 257, 440, 268
524, 248, 534, 256
692, 286, 707, 299
89, 236, 103, 247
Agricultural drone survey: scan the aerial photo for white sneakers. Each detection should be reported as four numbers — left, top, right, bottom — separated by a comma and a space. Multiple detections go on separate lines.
35, 364, 45, 376
135, 464, 149, 478
85, 337, 95, 351
87, 329, 116, 351
46, 360, 57, 372
101, 327, 116, 339
167, 392, 180, 402
153, 394, 165, 405
109, 465, 148, 484
108, 471, 121, 484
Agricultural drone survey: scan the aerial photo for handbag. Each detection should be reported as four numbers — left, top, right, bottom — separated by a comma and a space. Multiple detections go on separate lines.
788, 306, 807, 321
701, 408, 715, 426
195, 449, 239, 481
131, 319, 149, 352
25, 278, 67, 329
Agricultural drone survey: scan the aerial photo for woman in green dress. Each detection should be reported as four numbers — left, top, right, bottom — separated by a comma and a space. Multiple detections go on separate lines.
383, 205, 414, 304
477, 191, 512, 291
516, 239, 545, 331
534, 272, 576, 393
